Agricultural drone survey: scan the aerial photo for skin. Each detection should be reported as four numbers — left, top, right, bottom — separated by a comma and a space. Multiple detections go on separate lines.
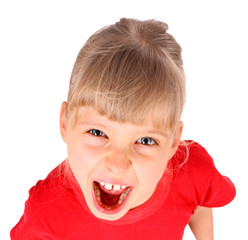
60, 102, 214, 239
189, 206, 214, 240
60, 102, 183, 221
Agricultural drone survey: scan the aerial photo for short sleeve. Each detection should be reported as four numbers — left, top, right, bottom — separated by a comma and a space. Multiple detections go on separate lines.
187, 142, 236, 208
11, 203, 50, 239
10, 185, 53, 240
200, 165, 236, 207
10, 163, 70, 239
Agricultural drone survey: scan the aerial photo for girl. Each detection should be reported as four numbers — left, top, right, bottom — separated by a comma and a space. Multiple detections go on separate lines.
11, 18, 235, 240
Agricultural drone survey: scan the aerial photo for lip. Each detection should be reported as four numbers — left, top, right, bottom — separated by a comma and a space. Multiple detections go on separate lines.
91, 181, 133, 215
93, 178, 134, 188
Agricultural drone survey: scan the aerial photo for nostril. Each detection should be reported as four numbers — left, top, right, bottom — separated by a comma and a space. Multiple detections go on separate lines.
104, 158, 132, 173
107, 166, 112, 173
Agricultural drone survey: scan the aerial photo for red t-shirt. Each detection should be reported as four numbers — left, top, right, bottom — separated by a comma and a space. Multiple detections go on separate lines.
10, 141, 236, 240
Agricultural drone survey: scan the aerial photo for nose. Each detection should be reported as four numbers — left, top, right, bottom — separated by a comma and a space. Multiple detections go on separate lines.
104, 147, 132, 174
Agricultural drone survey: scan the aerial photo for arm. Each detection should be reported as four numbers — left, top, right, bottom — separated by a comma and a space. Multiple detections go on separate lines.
188, 206, 214, 240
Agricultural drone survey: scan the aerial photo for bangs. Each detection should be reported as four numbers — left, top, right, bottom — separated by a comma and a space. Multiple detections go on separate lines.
67, 46, 185, 133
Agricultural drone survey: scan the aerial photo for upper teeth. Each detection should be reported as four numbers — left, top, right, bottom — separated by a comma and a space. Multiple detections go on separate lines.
99, 182, 127, 191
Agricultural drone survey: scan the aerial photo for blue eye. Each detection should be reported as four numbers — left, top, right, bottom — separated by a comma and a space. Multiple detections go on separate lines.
89, 129, 106, 137
137, 137, 156, 146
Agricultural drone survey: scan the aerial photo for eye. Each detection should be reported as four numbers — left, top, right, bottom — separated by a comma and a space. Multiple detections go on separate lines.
88, 129, 106, 137
137, 137, 156, 146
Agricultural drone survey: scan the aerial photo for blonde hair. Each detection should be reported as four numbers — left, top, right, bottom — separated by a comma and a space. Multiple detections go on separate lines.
66, 18, 186, 134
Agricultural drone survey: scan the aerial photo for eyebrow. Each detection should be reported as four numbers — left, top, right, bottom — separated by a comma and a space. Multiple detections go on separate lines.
78, 121, 106, 128
146, 130, 168, 138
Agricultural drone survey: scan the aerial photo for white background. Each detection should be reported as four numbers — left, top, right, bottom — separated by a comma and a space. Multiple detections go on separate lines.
1, 0, 247, 239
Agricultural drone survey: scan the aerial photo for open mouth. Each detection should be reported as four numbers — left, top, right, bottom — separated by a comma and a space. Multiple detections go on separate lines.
93, 181, 131, 213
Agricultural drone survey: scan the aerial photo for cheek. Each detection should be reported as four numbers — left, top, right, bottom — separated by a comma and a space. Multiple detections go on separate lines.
133, 146, 170, 170
133, 151, 170, 190
66, 137, 106, 179
131, 157, 168, 207
67, 141, 107, 193
68, 142, 104, 166
138, 159, 168, 183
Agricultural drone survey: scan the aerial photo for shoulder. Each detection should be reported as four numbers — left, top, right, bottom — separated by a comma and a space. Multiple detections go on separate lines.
171, 140, 236, 207
10, 162, 72, 239
173, 140, 214, 173
28, 162, 69, 204
171, 140, 215, 197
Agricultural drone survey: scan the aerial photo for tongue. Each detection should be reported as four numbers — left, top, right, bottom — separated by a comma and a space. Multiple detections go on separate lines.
101, 189, 121, 206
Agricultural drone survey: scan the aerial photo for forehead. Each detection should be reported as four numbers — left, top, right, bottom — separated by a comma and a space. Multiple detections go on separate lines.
75, 106, 170, 138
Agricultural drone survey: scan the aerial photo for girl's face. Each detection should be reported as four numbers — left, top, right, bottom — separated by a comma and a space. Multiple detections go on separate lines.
60, 102, 182, 221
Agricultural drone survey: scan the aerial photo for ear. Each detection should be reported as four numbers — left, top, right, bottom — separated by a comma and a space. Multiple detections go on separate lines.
169, 121, 183, 159
59, 101, 68, 143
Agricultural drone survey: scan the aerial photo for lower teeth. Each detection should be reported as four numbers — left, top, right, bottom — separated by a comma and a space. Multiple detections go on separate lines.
118, 188, 130, 205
